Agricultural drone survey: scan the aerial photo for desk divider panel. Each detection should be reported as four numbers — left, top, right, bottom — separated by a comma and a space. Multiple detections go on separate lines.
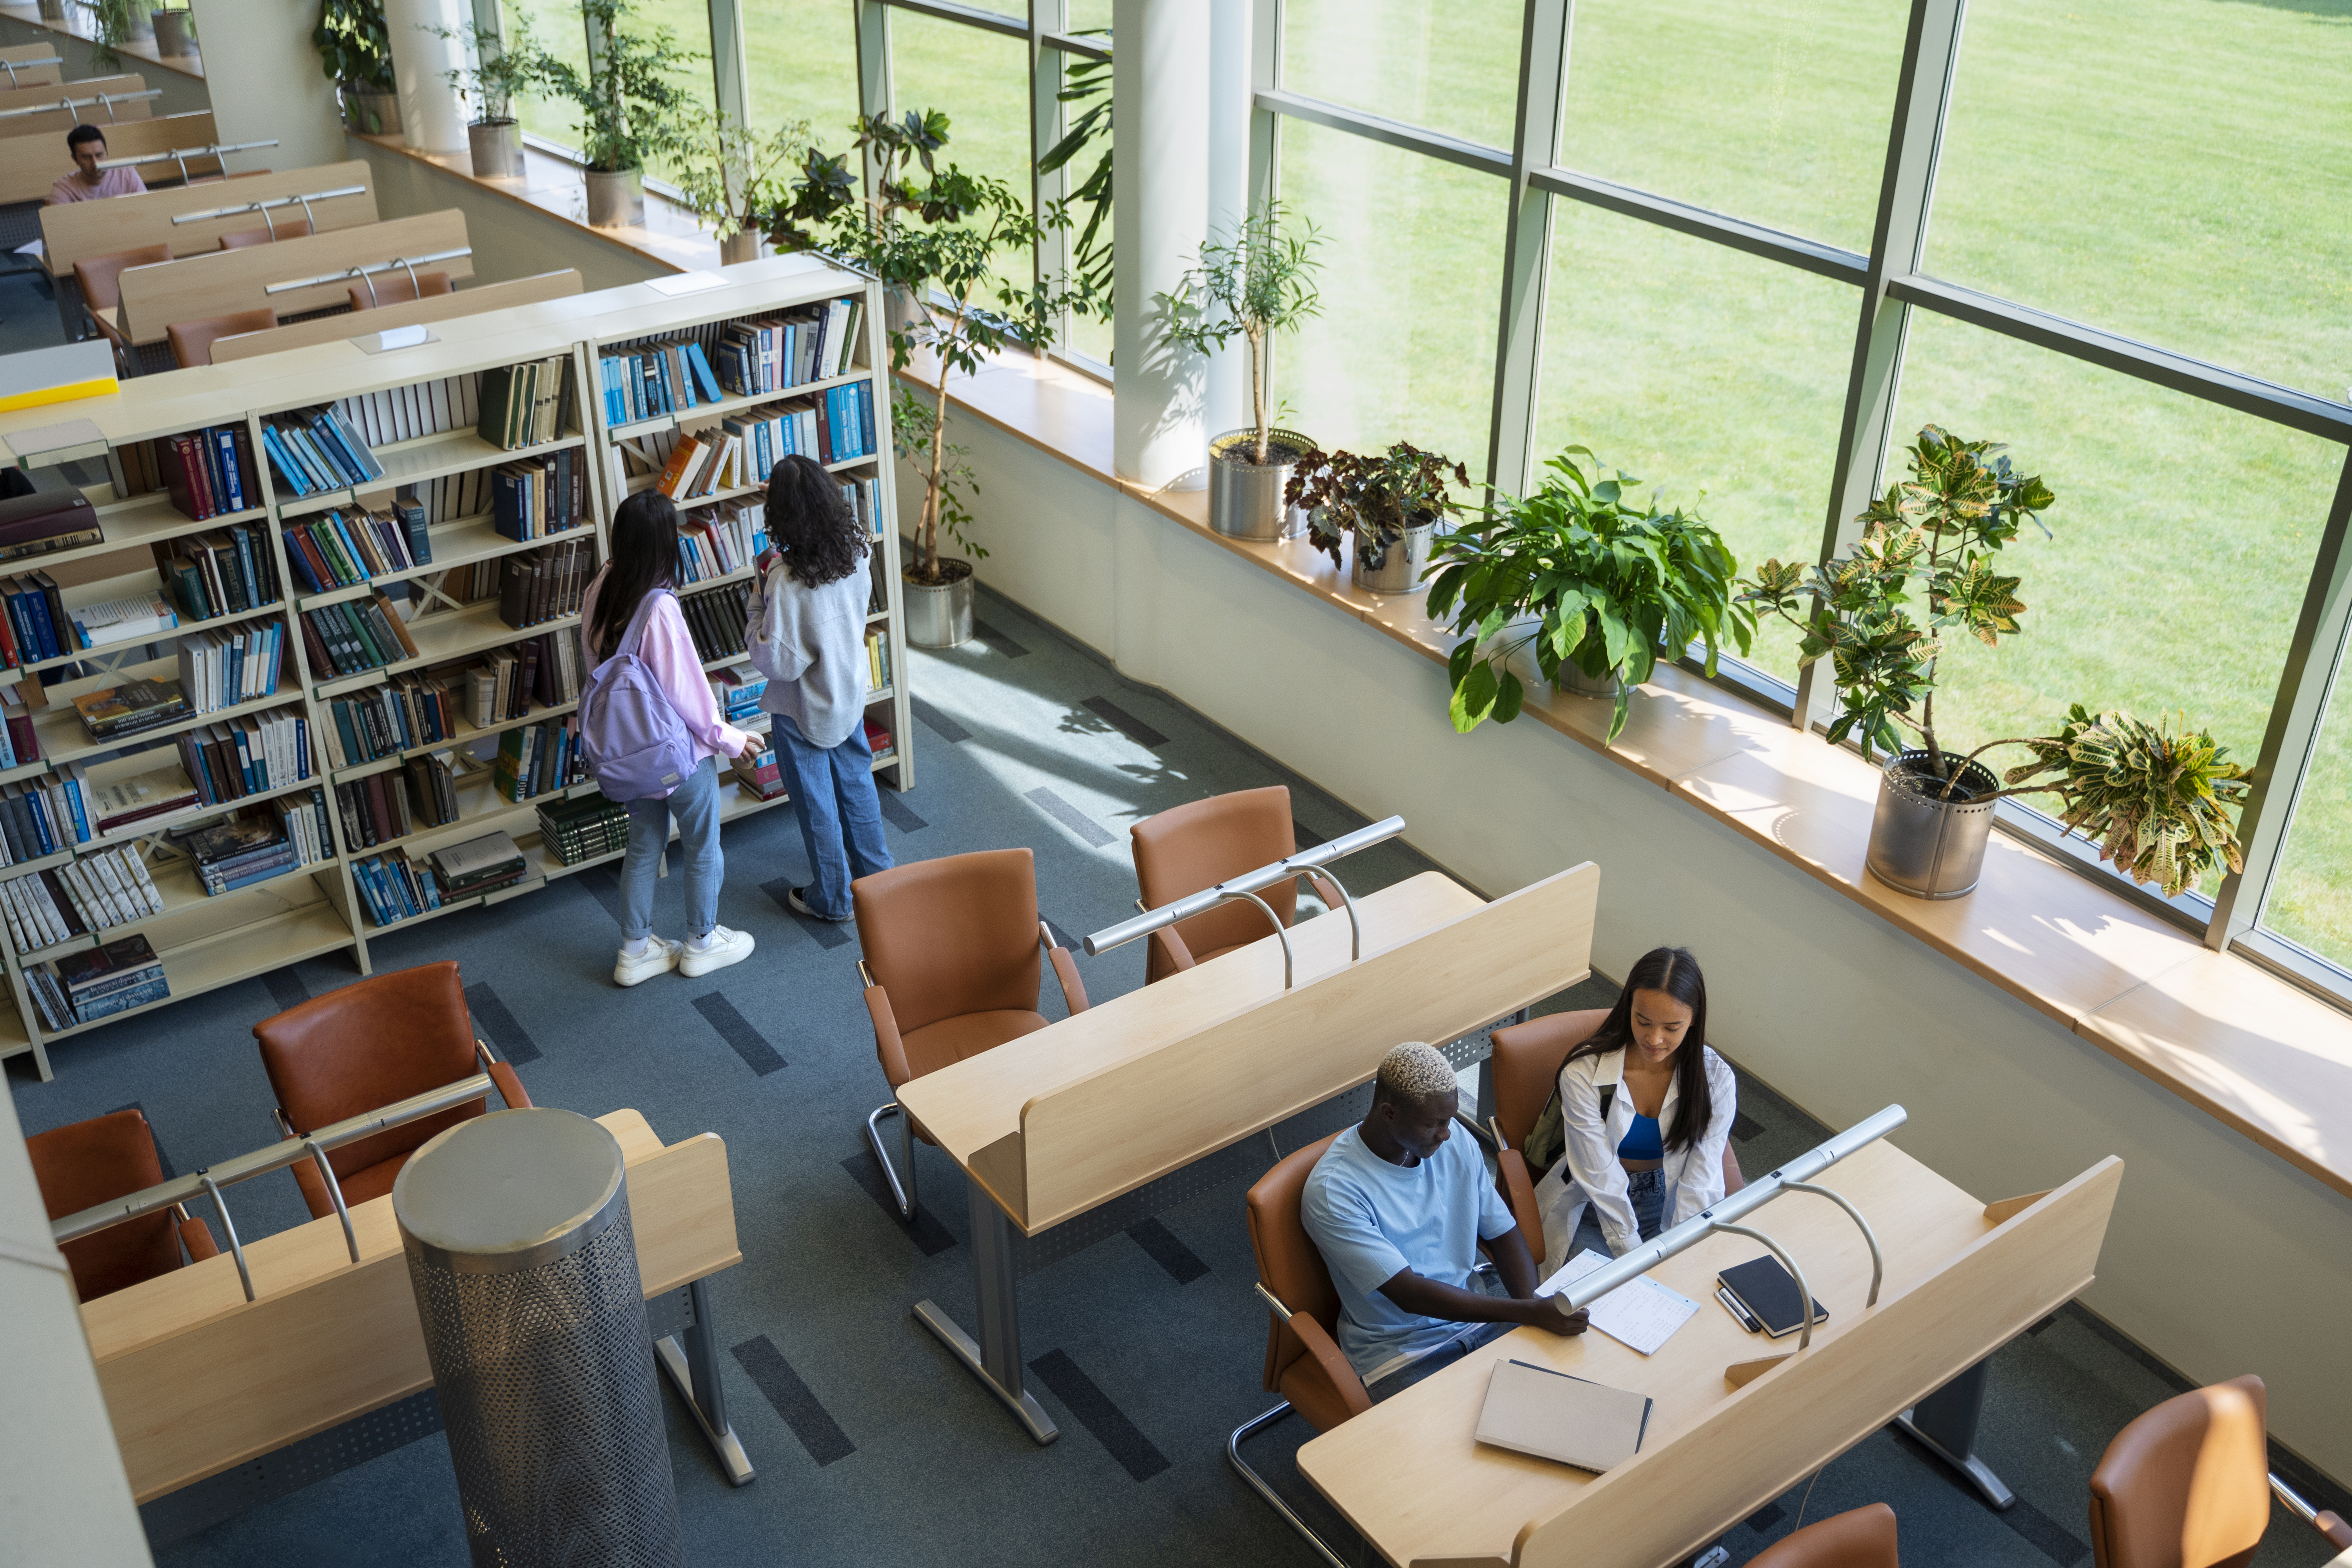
0, 71, 150, 139
5, 110, 219, 208
0, 42, 62, 90
211, 269, 586, 363
115, 208, 469, 345
40, 160, 377, 276
1013, 862, 1601, 1233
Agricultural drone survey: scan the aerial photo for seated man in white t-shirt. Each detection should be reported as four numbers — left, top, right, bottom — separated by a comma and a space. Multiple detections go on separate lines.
1302, 1041, 1588, 1390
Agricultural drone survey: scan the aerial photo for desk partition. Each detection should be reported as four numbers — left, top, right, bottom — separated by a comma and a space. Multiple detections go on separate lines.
40, 159, 377, 279
1, 111, 220, 206
114, 208, 470, 345
0, 73, 151, 139
210, 270, 587, 363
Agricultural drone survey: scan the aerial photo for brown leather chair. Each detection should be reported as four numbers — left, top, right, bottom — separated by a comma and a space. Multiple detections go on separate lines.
25, 1107, 218, 1303
254, 960, 531, 1220
218, 219, 312, 249
71, 242, 169, 365
2089, 1376, 2352, 1568
347, 269, 453, 311
1488, 1008, 1742, 1245
1129, 786, 1341, 984
1749, 1503, 1901, 1567
852, 849, 1088, 1219
168, 307, 278, 369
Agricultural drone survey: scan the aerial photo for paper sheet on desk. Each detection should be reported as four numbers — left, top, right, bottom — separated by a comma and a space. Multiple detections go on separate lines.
1537, 1249, 1699, 1356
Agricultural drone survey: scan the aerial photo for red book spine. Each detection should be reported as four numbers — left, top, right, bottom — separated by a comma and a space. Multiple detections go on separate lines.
183, 435, 220, 521
6, 713, 36, 762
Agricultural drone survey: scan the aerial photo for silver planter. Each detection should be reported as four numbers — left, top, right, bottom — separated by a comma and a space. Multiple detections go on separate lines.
1350, 520, 1436, 595
468, 119, 524, 180
37, 0, 64, 18
584, 167, 645, 229
345, 87, 402, 136
126, 5, 154, 37
904, 564, 975, 649
1867, 748, 2001, 899
1554, 661, 1624, 699
150, 8, 193, 54
1207, 428, 1312, 541
719, 230, 760, 266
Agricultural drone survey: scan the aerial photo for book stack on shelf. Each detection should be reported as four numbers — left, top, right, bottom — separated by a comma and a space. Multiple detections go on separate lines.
865, 625, 893, 691
492, 717, 584, 803
175, 792, 331, 896
300, 591, 419, 681
323, 675, 457, 769
491, 450, 584, 540
155, 519, 281, 622
335, 748, 476, 849
477, 356, 575, 452
0, 472, 102, 566
536, 793, 628, 867
675, 506, 764, 586
710, 667, 766, 729
24, 934, 167, 1030
175, 711, 312, 808
714, 297, 862, 394
153, 424, 262, 522
339, 375, 480, 448
281, 500, 430, 592
73, 678, 189, 743
260, 408, 385, 499
1, 846, 162, 952
600, 336, 723, 424
679, 582, 753, 666
495, 538, 592, 629
398, 750, 465, 829
433, 830, 525, 900
89, 761, 201, 838
350, 847, 438, 927
840, 474, 884, 537
864, 714, 893, 762
730, 740, 785, 802
468, 631, 579, 726
176, 623, 287, 711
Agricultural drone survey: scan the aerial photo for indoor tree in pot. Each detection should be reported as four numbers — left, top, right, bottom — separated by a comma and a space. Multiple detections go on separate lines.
540, 0, 697, 229
675, 109, 806, 266
1432, 447, 1752, 742
431, 19, 551, 180
1155, 201, 1323, 541
1285, 441, 1470, 595
88, 0, 153, 73
315, 0, 398, 135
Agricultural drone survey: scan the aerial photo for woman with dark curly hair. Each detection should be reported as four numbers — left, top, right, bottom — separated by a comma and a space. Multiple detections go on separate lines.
744, 454, 894, 921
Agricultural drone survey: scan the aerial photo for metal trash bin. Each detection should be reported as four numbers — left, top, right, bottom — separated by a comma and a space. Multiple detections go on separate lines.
394, 1107, 684, 1567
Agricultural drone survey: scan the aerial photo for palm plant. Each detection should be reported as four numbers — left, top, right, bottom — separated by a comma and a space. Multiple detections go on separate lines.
1037, 36, 1111, 306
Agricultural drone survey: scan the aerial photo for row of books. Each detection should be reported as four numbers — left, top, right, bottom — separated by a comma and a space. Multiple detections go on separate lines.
2, 571, 78, 665
334, 750, 466, 850
839, 474, 885, 538
476, 356, 573, 452
334, 374, 481, 450
864, 625, 893, 691
491, 449, 585, 541
261, 407, 386, 498
154, 520, 282, 623
299, 592, 419, 681
813, 381, 878, 464
352, 829, 528, 927
0, 689, 37, 770
492, 717, 586, 804
675, 506, 766, 586
866, 548, 888, 614
495, 539, 593, 631
714, 298, 862, 396
24, 933, 167, 1030
678, 580, 753, 666
537, 793, 626, 867
471, 630, 581, 726
599, 337, 722, 426
350, 848, 440, 927
0, 843, 163, 956
323, 673, 458, 770
650, 427, 748, 501
176, 711, 312, 808
0, 770, 94, 863
178, 791, 331, 897
709, 666, 766, 728
393, 749, 465, 831
281, 503, 431, 594
159, 425, 261, 522
177, 623, 287, 715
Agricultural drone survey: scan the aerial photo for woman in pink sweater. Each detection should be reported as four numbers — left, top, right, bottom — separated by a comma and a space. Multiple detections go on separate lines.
581, 492, 760, 986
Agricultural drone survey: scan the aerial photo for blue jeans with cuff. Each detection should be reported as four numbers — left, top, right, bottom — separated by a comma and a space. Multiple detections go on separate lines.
621, 756, 721, 942
772, 714, 893, 918
1570, 1165, 1668, 1261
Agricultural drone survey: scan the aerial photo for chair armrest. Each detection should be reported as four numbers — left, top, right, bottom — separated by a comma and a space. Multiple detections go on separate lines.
172, 1204, 218, 1262
1288, 1310, 1372, 1424
486, 1059, 533, 1110
1305, 871, 1344, 910
866, 984, 913, 1090
1149, 927, 1195, 976
1040, 922, 1091, 1014
1497, 1148, 1544, 1252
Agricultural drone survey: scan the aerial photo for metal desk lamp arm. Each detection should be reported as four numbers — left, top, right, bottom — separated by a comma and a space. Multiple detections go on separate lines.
198, 1172, 254, 1303
1782, 1179, 1883, 1307
303, 1138, 359, 1264
1711, 1220, 1816, 1351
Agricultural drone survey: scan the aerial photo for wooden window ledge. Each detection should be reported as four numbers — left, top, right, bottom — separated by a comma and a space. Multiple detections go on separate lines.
0, 0, 203, 79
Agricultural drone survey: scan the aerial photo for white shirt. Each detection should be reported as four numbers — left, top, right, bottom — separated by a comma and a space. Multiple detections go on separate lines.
1530, 1043, 1737, 1273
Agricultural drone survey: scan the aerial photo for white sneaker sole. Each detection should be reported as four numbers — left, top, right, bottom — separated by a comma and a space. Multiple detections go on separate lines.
679, 936, 754, 977
613, 952, 677, 987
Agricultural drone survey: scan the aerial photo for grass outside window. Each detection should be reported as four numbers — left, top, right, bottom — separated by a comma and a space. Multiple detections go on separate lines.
1279, 0, 1523, 154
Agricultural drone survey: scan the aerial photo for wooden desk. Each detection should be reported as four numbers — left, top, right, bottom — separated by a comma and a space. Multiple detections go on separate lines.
895, 864, 1601, 1442
114, 208, 471, 347
0, 39, 60, 91
1299, 1145, 2123, 1568
210, 269, 585, 363
0, 69, 148, 139
40, 159, 376, 278
0, 108, 215, 207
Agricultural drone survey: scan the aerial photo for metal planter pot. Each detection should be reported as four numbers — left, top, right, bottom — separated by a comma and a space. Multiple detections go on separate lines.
346, 87, 402, 136
1553, 661, 1624, 699
1866, 748, 2002, 900
584, 167, 645, 229
1208, 428, 1312, 541
468, 119, 524, 180
126, 5, 154, 38
719, 230, 760, 266
904, 562, 975, 649
149, 9, 193, 54
1350, 520, 1436, 595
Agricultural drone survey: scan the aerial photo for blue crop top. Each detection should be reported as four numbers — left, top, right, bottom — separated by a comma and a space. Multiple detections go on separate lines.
1618, 1112, 1664, 1162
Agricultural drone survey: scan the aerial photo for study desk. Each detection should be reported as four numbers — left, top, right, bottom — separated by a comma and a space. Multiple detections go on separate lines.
1298, 1143, 2123, 1568
894, 863, 1602, 1443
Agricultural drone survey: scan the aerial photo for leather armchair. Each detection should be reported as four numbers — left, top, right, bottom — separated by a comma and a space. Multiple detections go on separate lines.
2089, 1375, 2351, 1567
1129, 786, 1341, 985
254, 960, 530, 1220
169, 307, 279, 369
26, 1107, 218, 1303
218, 219, 312, 249
1749, 1503, 1900, 1567
852, 849, 1088, 1220
347, 270, 453, 311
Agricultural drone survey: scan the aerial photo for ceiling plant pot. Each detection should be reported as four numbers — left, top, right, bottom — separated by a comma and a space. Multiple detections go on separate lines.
1208, 427, 1312, 541
468, 118, 524, 180
903, 559, 975, 649
1866, 748, 2002, 900
150, 8, 194, 54
584, 166, 644, 228
1350, 515, 1436, 595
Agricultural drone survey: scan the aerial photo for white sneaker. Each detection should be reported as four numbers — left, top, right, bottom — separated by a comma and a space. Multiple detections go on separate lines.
679, 925, 755, 977
614, 936, 682, 987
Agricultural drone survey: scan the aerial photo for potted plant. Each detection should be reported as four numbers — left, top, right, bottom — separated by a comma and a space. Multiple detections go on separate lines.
88, 0, 151, 73
766, 110, 1098, 648
675, 108, 806, 267
1285, 441, 1470, 595
315, 0, 399, 135
539, 0, 698, 229
430, 19, 550, 180
1154, 201, 1323, 540
1431, 446, 1753, 741
149, 0, 194, 55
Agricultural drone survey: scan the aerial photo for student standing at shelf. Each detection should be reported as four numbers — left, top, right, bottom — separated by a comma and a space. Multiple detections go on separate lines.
45, 125, 146, 205
745, 454, 893, 922
583, 491, 760, 985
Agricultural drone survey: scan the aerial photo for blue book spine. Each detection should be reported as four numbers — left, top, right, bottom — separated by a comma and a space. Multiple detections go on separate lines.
63, 776, 86, 843
687, 340, 722, 402
213, 428, 247, 513
25, 791, 54, 854
261, 428, 310, 495
295, 715, 309, 777
231, 526, 260, 606
26, 587, 60, 661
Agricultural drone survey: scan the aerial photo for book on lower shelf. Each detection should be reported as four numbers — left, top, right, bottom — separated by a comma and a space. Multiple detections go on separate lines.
325, 673, 459, 769
495, 537, 593, 630
676, 506, 765, 586
0, 843, 164, 955
708, 666, 766, 727
281, 502, 432, 593
0, 687, 36, 771
490, 448, 584, 541
153, 519, 281, 623
73, 678, 191, 742
176, 710, 312, 807
679, 580, 752, 664
87, 761, 200, 836
173, 789, 330, 896
864, 715, 892, 758
492, 717, 585, 803
536, 793, 627, 866
350, 846, 440, 927
153, 424, 262, 522
0, 474, 102, 566
475, 356, 575, 453
0, 767, 92, 863
22, 932, 169, 1028
730, 742, 784, 801
430, 829, 526, 899
300, 591, 421, 681
865, 625, 891, 690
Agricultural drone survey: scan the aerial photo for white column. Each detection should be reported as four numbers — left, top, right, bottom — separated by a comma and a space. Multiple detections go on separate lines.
1203, 0, 1253, 444
1112, 0, 1210, 490
184, 0, 346, 171
383, 0, 472, 157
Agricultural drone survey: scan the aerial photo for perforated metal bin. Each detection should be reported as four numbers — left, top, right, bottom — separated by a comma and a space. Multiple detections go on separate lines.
394, 1108, 683, 1568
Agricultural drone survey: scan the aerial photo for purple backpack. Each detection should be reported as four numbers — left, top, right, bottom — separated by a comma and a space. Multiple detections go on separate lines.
580, 589, 699, 801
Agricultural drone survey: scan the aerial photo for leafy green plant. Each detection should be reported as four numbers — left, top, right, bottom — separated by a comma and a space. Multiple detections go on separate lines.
1430, 448, 1753, 740
1285, 442, 1470, 572
1038, 35, 1111, 306
89, 0, 142, 73
1999, 706, 2249, 897
537, 0, 700, 174
1154, 202, 1323, 466
890, 390, 985, 566
428, 19, 553, 125
673, 110, 808, 243
314, 0, 393, 94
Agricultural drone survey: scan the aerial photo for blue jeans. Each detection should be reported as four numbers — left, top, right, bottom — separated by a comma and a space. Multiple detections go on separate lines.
772, 714, 893, 918
621, 756, 722, 942
1570, 1166, 1668, 1261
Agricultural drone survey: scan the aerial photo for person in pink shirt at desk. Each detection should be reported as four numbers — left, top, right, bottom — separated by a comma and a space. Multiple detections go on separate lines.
46, 125, 147, 205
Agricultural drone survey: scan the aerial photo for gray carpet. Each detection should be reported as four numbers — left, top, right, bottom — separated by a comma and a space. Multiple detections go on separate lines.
10, 585, 2346, 1567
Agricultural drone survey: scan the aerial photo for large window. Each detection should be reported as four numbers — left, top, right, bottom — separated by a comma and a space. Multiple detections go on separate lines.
742, 0, 858, 143
1281, 0, 1523, 152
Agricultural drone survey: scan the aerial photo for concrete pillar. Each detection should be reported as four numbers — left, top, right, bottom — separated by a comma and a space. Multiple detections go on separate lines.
383, 0, 471, 157
1112, 0, 1209, 490
184, 0, 346, 171
1203, 0, 1253, 445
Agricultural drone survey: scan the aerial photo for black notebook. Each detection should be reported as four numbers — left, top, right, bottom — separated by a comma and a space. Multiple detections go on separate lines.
1717, 1255, 1830, 1339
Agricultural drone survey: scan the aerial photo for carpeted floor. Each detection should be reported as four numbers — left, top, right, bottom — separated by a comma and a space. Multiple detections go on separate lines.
10, 586, 2345, 1567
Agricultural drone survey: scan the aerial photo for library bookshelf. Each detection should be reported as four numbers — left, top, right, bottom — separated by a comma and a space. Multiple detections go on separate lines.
0, 256, 907, 1080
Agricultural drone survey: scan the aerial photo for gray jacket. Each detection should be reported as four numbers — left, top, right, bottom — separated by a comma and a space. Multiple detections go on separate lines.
744, 552, 870, 749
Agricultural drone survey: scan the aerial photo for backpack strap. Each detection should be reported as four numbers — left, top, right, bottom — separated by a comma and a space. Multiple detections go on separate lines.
613, 586, 671, 662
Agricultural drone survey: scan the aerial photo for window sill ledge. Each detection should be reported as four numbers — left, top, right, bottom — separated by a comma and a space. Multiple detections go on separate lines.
899, 346, 2352, 1205
0, 0, 203, 78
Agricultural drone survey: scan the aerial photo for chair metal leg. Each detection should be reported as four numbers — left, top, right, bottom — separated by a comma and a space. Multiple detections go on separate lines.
1228, 1400, 1356, 1568
866, 1101, 915, 1220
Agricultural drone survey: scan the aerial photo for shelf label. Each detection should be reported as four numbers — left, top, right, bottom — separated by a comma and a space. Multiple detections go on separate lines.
647, 271, 726, 298
353, 325, 435, 354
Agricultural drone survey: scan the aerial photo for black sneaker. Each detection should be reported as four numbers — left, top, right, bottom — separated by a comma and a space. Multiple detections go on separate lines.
788, 887, 849, 922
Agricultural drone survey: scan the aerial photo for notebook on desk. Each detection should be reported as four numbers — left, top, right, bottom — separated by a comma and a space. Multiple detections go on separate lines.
1718, 1255, 1830, 1338
1473, 1359, 1653, 1473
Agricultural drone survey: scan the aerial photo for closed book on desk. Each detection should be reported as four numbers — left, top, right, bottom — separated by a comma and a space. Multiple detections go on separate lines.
1473, 1359, 1652, 1474
1718, 1255, 1830, 1339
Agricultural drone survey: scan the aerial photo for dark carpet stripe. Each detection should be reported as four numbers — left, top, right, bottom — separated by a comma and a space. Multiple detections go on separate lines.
1292, 819, 1327, 850
878, 791, 927, 833
1731, 1111, 1766, 1142
1080, 695, 1167, 748
973, 619, 1030, 659
1026, 1349, 1169, 1482
105, 1101, 174, 1178
2000, 1497, 2089, 1564
838, 1153, 957, 1255
909, 695, 971, 742
574, 863, 626, 928
693, 993, 785, 1076
1125, 1217, 1209, 1284
730, 1336, 855, 1466
1745, 1503, 1785, 1533
262, 967, 310, 1014
2027, 1314, 2058, 1336
464, 981, 541, 1065
1027, 786, 1114, 848
765, 880, 855, 948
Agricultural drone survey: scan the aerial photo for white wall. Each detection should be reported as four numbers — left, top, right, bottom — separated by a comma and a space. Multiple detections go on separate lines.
913, 414, 2352, 1488
187, 0, 345, 172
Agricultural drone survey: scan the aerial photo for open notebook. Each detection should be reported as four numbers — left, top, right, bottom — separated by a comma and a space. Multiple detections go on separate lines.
1474, 1359, 1653, 1473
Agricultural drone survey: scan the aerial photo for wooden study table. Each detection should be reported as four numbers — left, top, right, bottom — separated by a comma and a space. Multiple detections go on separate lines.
1299, 1143, 2123, 1568
894, 863, 1602, 1443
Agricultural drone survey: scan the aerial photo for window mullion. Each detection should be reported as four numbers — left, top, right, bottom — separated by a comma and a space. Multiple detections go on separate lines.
1481, 0, 1566, 504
